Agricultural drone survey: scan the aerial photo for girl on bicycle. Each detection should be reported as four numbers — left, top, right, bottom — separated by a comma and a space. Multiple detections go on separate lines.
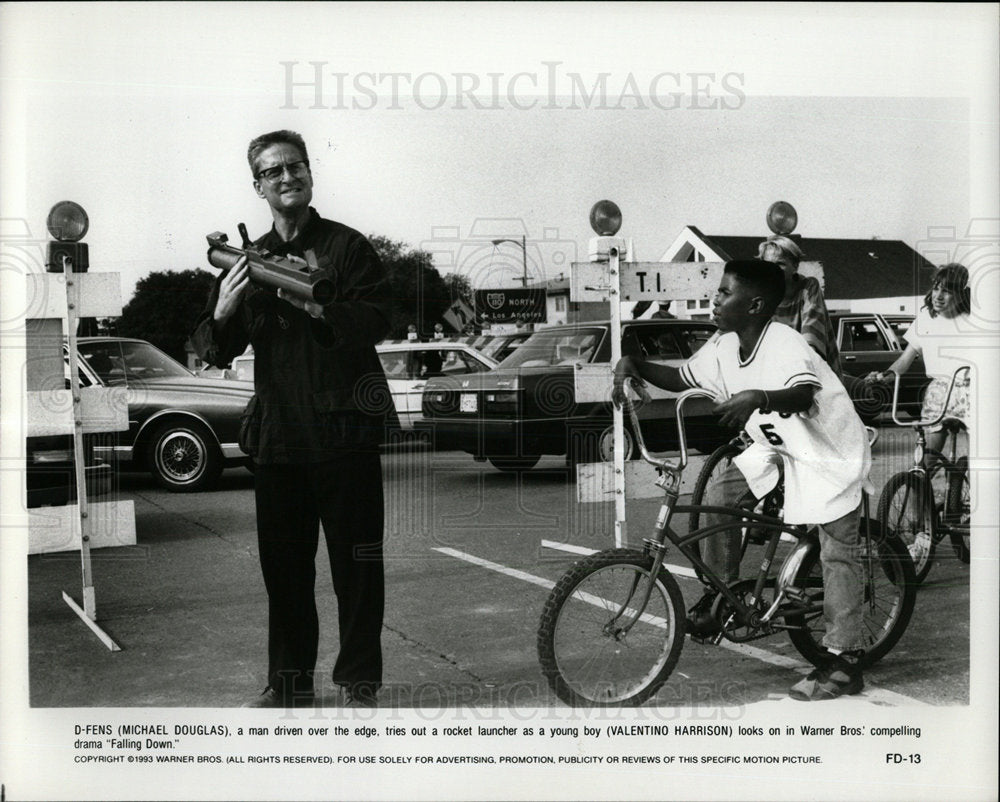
867, 263, 972, 455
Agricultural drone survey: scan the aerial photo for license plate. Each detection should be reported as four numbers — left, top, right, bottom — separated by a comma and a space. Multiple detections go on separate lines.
460, 393, 478, 413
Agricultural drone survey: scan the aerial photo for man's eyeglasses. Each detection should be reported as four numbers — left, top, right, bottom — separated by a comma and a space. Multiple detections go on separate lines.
255, 160, 310, 184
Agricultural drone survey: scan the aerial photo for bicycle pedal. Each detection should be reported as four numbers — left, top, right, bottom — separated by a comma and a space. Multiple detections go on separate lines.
783, 586, 808, 603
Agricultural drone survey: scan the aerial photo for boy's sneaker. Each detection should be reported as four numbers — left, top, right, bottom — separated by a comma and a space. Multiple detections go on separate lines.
789, 651, 864, 701
685, 590, 721, 640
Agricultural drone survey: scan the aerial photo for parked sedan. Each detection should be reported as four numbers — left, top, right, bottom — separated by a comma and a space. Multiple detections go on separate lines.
833, 312, 929, 420
377, 341, 498, 428
75, 338, 253, 492
227, 340, 498, 431
26, 433, 113, 508
415, 319, 731, 472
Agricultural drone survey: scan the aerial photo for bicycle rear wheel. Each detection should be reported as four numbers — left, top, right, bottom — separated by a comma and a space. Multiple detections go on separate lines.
945, 457, 970, 564
537, 549, 685, 707
877, 472, 935, 583
786, 530, 916, 668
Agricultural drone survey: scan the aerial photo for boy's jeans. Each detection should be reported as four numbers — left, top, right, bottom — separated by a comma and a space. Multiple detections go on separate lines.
703, 462, 865, 652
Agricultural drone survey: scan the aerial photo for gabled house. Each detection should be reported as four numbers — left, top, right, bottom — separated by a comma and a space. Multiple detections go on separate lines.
531, 274, 608, 328
648, 226, 937, 319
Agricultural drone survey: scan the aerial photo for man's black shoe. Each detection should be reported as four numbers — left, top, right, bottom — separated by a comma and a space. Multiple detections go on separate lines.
340, 683, 379, 708
242, 686, 315, 708
685, 590, 721, 639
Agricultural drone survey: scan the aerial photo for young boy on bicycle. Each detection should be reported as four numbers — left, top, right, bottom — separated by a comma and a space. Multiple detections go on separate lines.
614, 259, 873, 701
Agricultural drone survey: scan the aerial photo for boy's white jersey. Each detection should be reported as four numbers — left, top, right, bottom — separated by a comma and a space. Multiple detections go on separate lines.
680, 321, 872, 525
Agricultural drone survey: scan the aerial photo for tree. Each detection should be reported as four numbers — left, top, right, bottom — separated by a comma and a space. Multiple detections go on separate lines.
117, 269, 215, 362
368, 235, 451, 339
443, 272, 473, 305
116, 236, 451, 358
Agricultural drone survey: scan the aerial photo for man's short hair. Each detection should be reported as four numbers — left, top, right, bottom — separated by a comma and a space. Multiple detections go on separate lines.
247, 130, 310, 175
724, 259, 785, 313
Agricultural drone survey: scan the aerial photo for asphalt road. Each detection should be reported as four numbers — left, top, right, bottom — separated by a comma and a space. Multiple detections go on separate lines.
27, 426, 970, 708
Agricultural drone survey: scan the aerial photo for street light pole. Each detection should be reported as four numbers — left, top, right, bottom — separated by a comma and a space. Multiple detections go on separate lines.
520, 234, 526, 287
491, 236, 528, 287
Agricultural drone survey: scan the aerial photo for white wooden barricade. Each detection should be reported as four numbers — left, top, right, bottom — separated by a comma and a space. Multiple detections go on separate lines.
569, 255, 824, 549
25, 267, 135, 650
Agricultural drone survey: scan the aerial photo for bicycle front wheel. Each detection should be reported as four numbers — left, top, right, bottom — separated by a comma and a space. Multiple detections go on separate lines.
786, 531, 916, 668
537, 549, 685, 707
878, 472, 935, 583
687, 442, 748, 580
688, 442, 743, 534
945, 457, 970, 564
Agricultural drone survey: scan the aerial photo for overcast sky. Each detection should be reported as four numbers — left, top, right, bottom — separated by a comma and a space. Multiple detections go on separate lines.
2, 3, 997, 299
1, 6, 998, 801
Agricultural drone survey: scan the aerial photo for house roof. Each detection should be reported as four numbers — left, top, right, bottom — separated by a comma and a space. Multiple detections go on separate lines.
688, 227, 936, 300
526, 228, 938, 301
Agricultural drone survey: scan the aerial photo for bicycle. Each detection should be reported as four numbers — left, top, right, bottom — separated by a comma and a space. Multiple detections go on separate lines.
688, 427, 880, 575
537, 380, 917, 707
875, 366, 970, 583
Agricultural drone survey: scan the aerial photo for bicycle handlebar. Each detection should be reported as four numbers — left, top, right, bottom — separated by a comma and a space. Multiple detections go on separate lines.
619, 377, 717, 477
889, 365, 970, 429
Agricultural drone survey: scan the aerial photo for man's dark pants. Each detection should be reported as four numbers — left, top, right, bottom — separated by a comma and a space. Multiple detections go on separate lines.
254, 453, 384, 700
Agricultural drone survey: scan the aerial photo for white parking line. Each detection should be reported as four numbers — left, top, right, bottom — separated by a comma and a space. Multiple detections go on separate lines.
433, 547, 556, 590
432, 545, 928, 707
541, 539, 700, 579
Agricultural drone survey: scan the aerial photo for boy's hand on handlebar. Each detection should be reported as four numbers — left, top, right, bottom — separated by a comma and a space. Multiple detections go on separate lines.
612, 357, 648, 408
713, 390, 765, 429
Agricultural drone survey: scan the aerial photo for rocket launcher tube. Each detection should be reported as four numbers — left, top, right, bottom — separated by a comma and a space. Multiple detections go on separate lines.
206, 231, 335, 306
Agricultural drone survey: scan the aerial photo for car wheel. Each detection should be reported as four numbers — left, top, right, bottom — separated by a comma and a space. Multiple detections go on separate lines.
488, 455, 541, 472
598, 424, 635, 462
565, 424, 633, 471
147, 420, 223, 492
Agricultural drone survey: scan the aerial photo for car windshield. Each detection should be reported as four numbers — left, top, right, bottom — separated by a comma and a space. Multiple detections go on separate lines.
497, 328, 603, 368
478, 334, 528, 362
477, 338, 507, 360
79, 340, 192, 385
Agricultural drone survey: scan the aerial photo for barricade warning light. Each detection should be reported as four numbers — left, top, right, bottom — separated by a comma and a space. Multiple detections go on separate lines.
46, 200, 90, 273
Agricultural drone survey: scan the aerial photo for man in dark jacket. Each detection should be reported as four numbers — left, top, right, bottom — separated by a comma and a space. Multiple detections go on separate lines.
631, 300, 676, 319
191, 130, 392, 707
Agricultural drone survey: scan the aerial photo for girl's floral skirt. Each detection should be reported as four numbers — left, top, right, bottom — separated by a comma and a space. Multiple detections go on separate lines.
920, 373, 971, 433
